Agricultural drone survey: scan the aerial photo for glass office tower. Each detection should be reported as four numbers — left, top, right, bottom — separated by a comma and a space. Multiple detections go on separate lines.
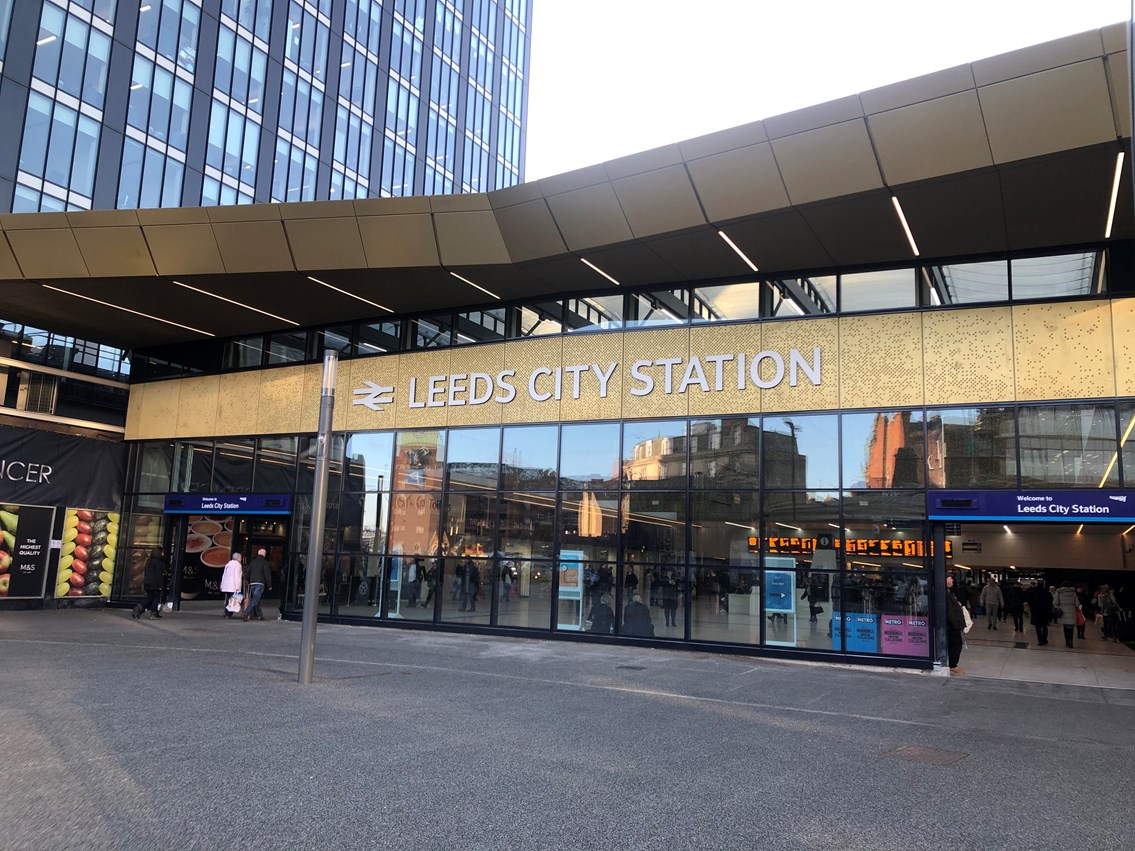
0, 0, 529, 213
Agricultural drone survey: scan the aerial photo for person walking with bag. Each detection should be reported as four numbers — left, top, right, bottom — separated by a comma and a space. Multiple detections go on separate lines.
242, 548, 272, 622
220, 552, 243, 618
133, 547, 168, 620
1052, 580, 1081, 649
980, 577, 1004, 631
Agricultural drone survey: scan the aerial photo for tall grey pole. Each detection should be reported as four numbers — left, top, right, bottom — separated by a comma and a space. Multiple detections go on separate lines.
298, 349, 338, 685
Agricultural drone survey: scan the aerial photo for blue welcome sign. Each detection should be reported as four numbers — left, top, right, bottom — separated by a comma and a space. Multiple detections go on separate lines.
929, 490, 1135, 523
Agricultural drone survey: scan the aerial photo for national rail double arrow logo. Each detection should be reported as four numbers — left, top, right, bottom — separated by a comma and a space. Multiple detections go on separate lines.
352, 380, 395, 412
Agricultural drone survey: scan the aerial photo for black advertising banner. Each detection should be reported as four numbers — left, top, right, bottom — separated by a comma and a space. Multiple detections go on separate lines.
0, 424, 125, 509
0, 504, 55, 599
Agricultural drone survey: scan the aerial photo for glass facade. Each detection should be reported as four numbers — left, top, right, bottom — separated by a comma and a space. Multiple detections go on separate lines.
118, 399, 1134, 660
0, 0, 530, 212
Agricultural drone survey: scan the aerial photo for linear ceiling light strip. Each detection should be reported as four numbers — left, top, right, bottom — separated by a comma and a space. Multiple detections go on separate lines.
42, 285, 215, 337
1105, 150, 1125, 239
891, 196, 920, 256
1097, 414, 1135, 488
717, 230, 759, 272
172, 280, 298, 325
449, 271, 500, 300
580, 257, 621, 286
308, 276, 395, 313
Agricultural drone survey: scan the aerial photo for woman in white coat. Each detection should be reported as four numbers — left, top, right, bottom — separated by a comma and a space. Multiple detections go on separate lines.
220, 553, 243, 619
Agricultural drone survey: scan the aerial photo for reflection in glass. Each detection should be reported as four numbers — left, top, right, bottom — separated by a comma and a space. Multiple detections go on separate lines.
1018, 403, 1117, 488
921, 260, 1007, 305
298, 435, 345, 494
625, 289, 689, 327
841, 411, 925, 489
514, 301, 563, 337
841, 491, 926, 572
689, 418, 759, 488
455, 307, 506, 343
439, 556, 491, 626
840, 570, 930, 657
254, 437, 298, 492
223, 336, 263, 368
172, 440, 213, 492
560, 491, 617, 561
394, 430, 445, 490
689, 564, 759, 646
388, 492, 441, 557
622, 420, 686, 488
564, 294, 621, 333
688, 492, 759, 566
1120, 403, 1135, 488
925, 407, 1016, 488
501, 425, 557, 489
763, 414, 839, 490
500, 492, 556, 561
212, 438, 255, 491
356, 320, 400, 354
344, 432, 394, 490
408, 315, 451, 348
1012, 252, 1103, 300
266, 330, 308, 364
446, 427, 500, 490
762, 491, 842, 575
764, 276, 836, 316
840, 269, 915, 313
690, 281, 761, 323
623, 492, 685, 563
560, 423, 620, 489
136, 441, 174, 492
443, 492, 497, 556
497, 558, 553, 630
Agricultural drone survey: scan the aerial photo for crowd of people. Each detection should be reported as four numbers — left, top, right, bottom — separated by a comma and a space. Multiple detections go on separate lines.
946, 575, 1131, 673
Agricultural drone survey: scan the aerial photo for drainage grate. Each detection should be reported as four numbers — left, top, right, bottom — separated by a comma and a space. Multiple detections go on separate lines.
616, 665, 647, 671
1014, 641, 1029, 649
180, 627, 220, 633
885, 745, 969, 766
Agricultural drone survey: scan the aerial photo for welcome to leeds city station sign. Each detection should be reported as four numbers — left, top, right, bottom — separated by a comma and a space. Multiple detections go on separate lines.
930, 490, 1135, 523
351, 346, 822, 412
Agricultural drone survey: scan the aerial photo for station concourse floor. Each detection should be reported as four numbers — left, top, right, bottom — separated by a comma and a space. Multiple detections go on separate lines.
957, 618, 1135, 689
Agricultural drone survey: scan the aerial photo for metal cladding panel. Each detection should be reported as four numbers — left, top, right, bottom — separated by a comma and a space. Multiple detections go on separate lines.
501, 336, 563, 424
722, 208, 833, 273
580, 242, 682, 287
770, 119, 884, 206
892, 169, 1008, 258
764, 94, 864, 140
544, 182, 633, 251
214, 371, 263, 437
760, 318, 839, 414
6, 229, 89, 278
646, 227, 754, 281
255, 365, 308, 436
611, 165, 706, 238
393, 350, 452, 430
1012, 301, 1115, 401
686, 323, 762, 417
1106, 51, 1131, 138
434, 210, 511, 266
143, 223, 225, 275
212, 220, 295, 273
338, 356, 397, 433
971, 28, 1105, 86
686, 142, 790, 222
73, 226, 156, 277
859, 63, 976, 114
445, 342, 507, 427
284, 217, 367, 270
620, 328, 690, 419
357, 213, 440, 268
560, 332, 622, 422
838, 312, 925, 410
174, 374, 220, 438
136, 378, 181, 440
868, 91, 994, 185
799, 193, 913, 267
922, 307, 1015, 406
1113, 298, 1135, 397
0, 231, 22, 278
493, 198, 568, 262
979, 60, 1117, 164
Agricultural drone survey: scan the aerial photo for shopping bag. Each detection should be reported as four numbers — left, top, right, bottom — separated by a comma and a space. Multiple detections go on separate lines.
225, 592, 244, 613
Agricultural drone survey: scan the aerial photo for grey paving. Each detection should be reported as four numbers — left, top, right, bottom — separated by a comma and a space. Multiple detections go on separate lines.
2, 608, 1134, 851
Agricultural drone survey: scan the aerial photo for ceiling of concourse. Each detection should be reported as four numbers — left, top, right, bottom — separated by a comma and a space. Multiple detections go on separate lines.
0, 23, 1131, 351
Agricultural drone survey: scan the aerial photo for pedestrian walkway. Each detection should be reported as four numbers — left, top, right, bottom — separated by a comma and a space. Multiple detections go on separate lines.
956, 620, 1135, 689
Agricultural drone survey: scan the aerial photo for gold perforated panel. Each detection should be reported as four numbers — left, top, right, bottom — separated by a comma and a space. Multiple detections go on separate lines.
1012, 302, 1114, 401
124, 384, 145, 439
215, 371, 263, 436
394, 349, 452, 429
761, 318, 839, 413
336, 355, 398, 432
299, 363, 326, 433
136, 379, 181, 439
256, 366, 306, 435
561, 332, 623, 421
686, 324, 762, 416
923, 307, 1014, 405
502, 336, 563, 423
1112, 298, 1135, 397
621, 327, 690, 419
175, 375, 220, 437
839, 313, 925, 409
445, 343, 507, 427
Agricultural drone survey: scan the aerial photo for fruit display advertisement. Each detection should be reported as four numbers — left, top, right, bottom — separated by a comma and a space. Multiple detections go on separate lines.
180, 515, 234, 600
0, 504, 57, 600
54, 508, 120, 599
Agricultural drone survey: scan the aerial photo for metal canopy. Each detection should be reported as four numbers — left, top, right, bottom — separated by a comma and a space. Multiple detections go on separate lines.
0, 23, 1130, 350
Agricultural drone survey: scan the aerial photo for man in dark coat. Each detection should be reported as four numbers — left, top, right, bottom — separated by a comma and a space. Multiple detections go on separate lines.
1003, 581, 1025, 633
945, 574, 967, 674
621, 594, 654, 637
242, 548, 273, 621
1024, 581, 1053, 646
133, 547, 168, 620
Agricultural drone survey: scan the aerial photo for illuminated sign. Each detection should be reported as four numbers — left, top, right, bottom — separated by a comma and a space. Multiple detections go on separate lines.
748, 536, 952, 559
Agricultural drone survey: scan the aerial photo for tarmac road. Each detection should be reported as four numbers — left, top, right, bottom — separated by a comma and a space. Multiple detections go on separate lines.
2, 607, 1133, 851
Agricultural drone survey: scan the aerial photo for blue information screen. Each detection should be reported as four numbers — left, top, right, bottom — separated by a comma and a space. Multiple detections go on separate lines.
163, 493, 292, 515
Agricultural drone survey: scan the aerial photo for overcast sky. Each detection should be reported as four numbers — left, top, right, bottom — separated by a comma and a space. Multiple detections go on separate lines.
524, 0, 1129, 181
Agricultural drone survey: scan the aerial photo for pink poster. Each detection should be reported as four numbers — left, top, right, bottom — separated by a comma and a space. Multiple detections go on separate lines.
880, 615, 930, 657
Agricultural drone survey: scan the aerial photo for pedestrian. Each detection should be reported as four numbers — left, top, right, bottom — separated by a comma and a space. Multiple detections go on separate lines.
1075, 584, 1091, 640
1025, 581, 1053, 646
588, 593, 614, 634
242, 548, 272, 621
500, 562, 513, 605
1052, 580, 1080, 649
1098, 585, 1122, 642
624, 569, 639, 600
406, 558, 422, 608
460, 558, 479, 612
659, 568, 680, 628
220, 552, 243, 619
945, 574, 966, 674
1004, 581, 1025, 633
421, 559, 440, 608
133, 547, 167, 620
621, 593, 654, 636
802, 573, 823, 623
980, 577, 1004, 630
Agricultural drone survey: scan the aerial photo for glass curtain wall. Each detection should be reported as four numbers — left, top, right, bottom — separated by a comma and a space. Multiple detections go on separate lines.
119, 401, 1133, 662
